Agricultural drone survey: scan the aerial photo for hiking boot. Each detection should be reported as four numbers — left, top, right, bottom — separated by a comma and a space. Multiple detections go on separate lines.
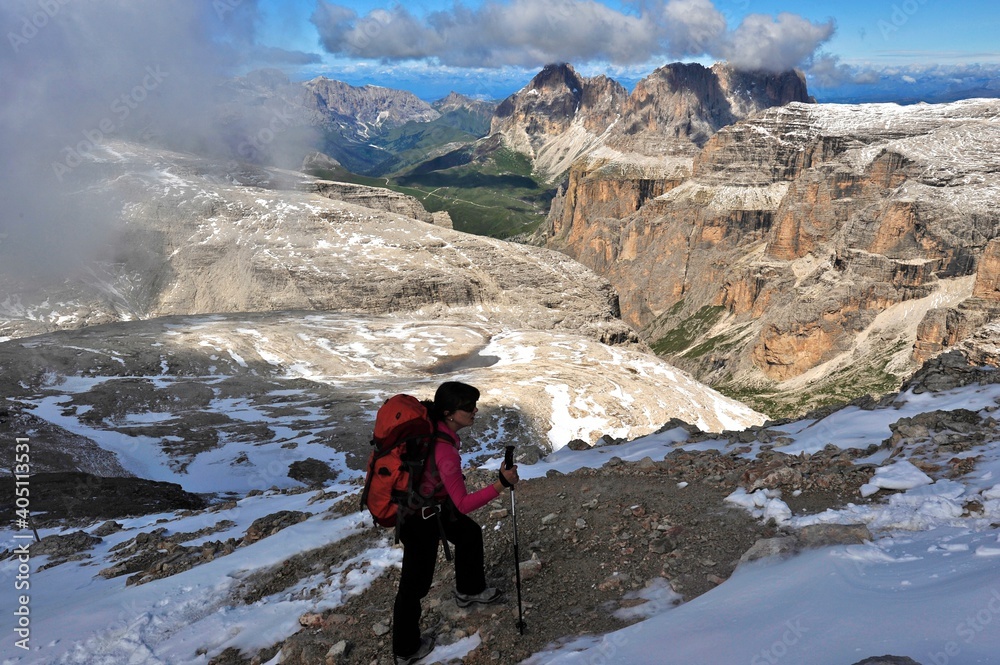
394, 635, 435, 665
453, 587, 503, 608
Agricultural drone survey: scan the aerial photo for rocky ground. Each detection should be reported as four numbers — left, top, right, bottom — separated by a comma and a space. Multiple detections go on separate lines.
5, 353, 996, 665
199, 441, 879, 665
0, 310, 765, 496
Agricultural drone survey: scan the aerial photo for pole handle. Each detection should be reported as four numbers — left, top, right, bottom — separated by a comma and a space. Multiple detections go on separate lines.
504, 445, 514, 470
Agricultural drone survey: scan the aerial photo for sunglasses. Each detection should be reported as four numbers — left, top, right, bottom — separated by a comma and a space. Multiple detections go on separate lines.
455, 402, 478, 412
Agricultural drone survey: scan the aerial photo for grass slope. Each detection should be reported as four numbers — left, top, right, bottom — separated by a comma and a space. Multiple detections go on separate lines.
310, 143, 555, 239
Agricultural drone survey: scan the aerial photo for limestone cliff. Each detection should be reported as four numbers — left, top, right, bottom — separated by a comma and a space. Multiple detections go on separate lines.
305, 179, 435, 223
543, 99, 1000, 415
608, 62, 811, 156
536, 63, 811, 246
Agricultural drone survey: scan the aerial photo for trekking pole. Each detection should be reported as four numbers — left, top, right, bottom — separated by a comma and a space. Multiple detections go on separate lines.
505, 445, 526, 635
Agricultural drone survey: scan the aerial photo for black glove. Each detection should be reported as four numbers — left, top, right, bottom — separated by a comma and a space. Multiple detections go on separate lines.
498, 468, 514, 488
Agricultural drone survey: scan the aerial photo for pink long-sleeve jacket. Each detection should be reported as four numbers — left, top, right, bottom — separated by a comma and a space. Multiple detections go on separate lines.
420, 422, 499, 514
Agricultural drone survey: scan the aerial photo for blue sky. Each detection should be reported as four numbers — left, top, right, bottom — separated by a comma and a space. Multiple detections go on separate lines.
248, 0, 1000, 102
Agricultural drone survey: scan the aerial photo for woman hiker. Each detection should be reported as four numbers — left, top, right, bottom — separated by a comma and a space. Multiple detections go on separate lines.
392, 381, 520, 665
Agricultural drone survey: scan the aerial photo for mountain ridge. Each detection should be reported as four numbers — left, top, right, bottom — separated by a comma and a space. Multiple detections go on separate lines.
488, 62, 811, 182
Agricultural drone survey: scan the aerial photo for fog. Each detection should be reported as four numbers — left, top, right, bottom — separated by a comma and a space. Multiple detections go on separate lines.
0, 0, 319, 281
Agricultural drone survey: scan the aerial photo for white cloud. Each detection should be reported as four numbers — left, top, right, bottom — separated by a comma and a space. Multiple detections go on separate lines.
660, 0, 727, 58
723, 12, 835, 72
312, 0, 835, 72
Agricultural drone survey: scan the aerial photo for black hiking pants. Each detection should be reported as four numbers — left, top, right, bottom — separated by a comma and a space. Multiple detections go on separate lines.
392, 501, 487, 656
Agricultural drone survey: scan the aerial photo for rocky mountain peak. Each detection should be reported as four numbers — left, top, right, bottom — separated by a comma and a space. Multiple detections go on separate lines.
609, 62, 813, 154
302, 76, 440, 129
432, 91, 498, 119
489, 63, 629, 175
435, 91, 478, 109
529, 62, 586, 95
492, 63, 587, 135
489, 61, 811, 181
712, 62, 813, 110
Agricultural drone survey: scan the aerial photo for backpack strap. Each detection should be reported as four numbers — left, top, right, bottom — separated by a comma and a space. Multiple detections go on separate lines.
426, 432, 454, 561
396, 433, 454, 561
395, 431, 454, 561
436, 511, 452, 562
422, 432, 451, 497
357, 438, 379, 513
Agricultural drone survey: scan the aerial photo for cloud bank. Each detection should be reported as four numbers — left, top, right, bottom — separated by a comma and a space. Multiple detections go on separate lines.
805, 57, 1000, 103
311, 0, 835, 72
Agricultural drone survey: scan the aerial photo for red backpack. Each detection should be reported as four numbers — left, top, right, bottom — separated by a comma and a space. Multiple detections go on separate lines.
359, 394, 443, 529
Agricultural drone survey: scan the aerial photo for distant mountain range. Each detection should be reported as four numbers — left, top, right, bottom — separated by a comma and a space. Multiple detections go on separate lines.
218, 62, 808, 184
214, 68, 497, 176
489, 62, 810, 181
224, 62, 806, 238
14, 61, 997, 419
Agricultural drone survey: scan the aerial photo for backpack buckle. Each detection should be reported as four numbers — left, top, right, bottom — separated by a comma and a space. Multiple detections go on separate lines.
421, 505, 441, 519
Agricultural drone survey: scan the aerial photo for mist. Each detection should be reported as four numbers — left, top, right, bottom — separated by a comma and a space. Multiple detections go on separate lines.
0, 0, 319, 281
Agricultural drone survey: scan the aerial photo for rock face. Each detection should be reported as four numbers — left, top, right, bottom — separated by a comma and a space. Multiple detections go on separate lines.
490, 62, 810, 182
973, 239, 1000, 300
608, 62, 811, 155
305, 179, 435, 222
491, 64, 630, 180
0, 472, 206, 520
542, 98, 1000, 415
433, 91, 498, 125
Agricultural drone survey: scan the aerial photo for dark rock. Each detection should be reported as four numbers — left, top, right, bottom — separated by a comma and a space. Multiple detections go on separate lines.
92, 520, 123, 537
287, 458, 338, 486
0, 472, 205, 521
243, 511, 311, 545
903, 350, 995, 394
850, 656, 923, 665
738, 536, 797, 565
29, 530, 102, 559
516, 445, 545, 465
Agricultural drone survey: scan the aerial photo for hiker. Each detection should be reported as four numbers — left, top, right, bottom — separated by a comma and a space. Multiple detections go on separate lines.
392, 380, 520, 665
